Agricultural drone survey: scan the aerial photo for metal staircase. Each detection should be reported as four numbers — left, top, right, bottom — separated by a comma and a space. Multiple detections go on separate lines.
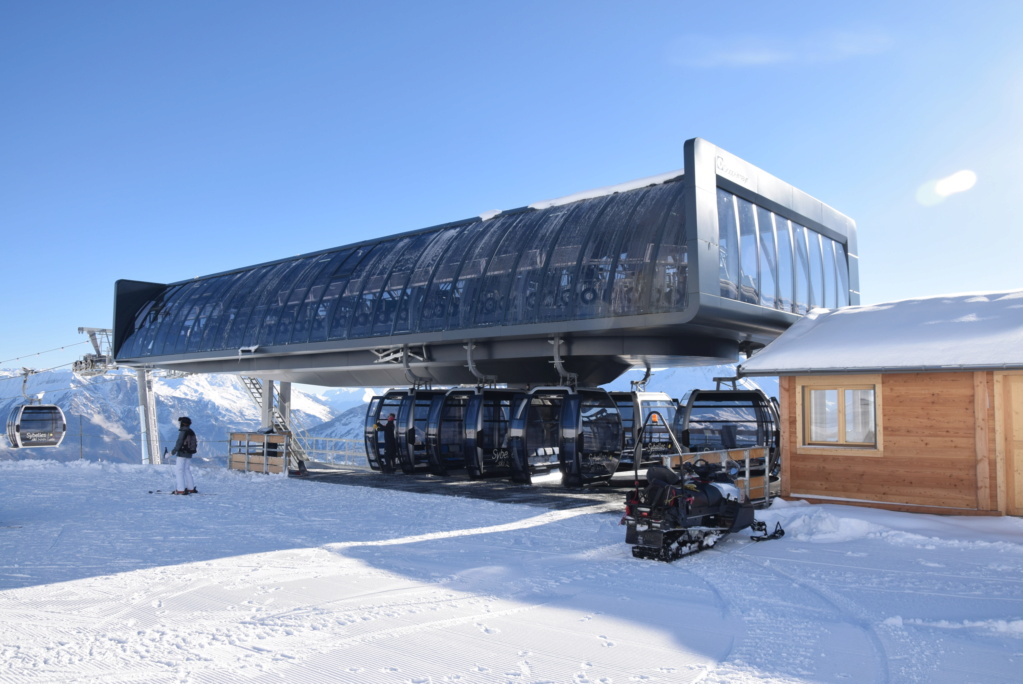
238, 376, 310, 470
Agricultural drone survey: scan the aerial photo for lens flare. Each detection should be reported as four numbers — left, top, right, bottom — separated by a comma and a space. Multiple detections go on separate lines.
916, 169, 977, 206
934, 169, 977, 196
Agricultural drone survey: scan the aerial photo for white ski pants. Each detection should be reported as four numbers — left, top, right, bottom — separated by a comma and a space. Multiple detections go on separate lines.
175, 456, 195, 492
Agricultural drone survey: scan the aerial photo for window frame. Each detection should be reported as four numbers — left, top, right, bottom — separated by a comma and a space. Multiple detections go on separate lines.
795, 374, 883, 457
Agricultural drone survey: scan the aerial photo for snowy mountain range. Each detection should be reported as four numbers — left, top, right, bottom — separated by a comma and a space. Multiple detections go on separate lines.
0, 364, 776, 465
0, 368, 339, 464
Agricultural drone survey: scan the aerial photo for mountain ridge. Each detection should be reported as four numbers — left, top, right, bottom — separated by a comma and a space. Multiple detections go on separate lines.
1, 365, 776, 464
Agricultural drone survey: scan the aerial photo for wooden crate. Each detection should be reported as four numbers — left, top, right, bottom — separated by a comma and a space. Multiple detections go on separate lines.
228, 432, 289, 475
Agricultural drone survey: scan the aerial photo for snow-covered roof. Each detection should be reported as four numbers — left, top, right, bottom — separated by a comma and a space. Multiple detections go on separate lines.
475, 169, 685, 221
527, 169, 684, 211
739, 290, 1023, 376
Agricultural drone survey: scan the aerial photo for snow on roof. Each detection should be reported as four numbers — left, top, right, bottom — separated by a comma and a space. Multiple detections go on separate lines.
739, 289, 1023, 375
474, 169, 684, 222
527, 169, 684, 211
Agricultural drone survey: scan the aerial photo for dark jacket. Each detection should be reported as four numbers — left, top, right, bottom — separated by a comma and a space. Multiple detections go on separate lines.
172, 426, 197, 458
378, 420, 396, 455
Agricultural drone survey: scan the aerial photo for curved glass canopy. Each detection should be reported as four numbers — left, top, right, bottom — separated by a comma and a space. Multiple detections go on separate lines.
113, 138, 858, 387
119, 178, 690, 359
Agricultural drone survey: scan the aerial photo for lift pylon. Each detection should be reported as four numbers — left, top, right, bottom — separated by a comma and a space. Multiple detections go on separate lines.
73, 328, 116, 376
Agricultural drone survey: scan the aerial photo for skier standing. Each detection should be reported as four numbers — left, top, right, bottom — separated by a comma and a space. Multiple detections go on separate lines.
171, 416, 198, 495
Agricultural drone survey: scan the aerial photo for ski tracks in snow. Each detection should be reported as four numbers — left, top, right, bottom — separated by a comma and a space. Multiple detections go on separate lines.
5, 460, 1023, 683
692, 543, 892, 683
0, 504, 718, 683
691, 533, 1023, 684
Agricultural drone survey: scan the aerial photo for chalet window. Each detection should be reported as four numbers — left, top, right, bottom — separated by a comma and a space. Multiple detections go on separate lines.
800, 379, 878, 448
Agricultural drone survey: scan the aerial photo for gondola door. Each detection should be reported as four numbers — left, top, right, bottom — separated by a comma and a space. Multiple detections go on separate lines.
560, 389, 623, 488
396, 390, 444, 474
509, 388, 569, 484
426, 388, 476, 475
465, 389, 521, 481
364, 390, 406, 471
633, 392, 679, 470
610, 391, 677, 475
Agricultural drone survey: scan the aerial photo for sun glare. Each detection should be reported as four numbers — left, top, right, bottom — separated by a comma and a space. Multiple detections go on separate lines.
916, 169, 978, 206
934, 169, 978, 196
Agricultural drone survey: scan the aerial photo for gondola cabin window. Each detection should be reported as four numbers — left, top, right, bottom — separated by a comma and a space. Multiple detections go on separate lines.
796, 375, 882, 454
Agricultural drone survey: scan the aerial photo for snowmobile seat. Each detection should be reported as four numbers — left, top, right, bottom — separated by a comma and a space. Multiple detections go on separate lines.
646, 465, 680, 485
643, 466, 681, 510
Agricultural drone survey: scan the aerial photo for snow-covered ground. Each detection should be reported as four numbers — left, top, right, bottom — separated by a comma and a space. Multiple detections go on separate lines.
2, 460, 1022, 683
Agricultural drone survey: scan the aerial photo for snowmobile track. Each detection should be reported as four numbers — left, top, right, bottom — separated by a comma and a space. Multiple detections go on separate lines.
693, 547, 892, 683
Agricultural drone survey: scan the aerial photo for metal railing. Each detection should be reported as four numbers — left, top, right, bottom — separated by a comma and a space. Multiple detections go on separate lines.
297, 436, 369, 468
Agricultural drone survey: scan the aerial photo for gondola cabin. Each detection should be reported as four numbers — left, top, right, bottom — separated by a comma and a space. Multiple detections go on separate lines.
610, 391, 679, 473
364, 390, 407, 471
508, 387, 623, 487
463, 388, 521, 480
675, 389, 779, 453
673, 389, 781, 502
6, 405, 67, 449
396, 388, 448, 474
425, 388, 477, 475
560, 389, 624, 487
508, 387, 570, 484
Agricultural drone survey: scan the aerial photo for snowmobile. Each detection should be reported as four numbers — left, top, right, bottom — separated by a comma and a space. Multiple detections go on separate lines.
621, 411, 783, 561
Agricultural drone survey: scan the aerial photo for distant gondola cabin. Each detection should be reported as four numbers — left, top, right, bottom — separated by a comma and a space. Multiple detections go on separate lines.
739, 291, 1023, 516
7, 405, 67, 448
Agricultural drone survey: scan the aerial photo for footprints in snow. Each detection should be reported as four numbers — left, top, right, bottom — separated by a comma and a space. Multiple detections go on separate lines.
474, 621, 500, 635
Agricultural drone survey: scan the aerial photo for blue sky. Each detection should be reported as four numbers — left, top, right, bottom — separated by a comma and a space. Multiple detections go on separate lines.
2, 1, 1022, 372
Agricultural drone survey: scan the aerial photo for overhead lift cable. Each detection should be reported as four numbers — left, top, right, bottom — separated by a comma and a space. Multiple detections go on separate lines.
0, 340, 89, 367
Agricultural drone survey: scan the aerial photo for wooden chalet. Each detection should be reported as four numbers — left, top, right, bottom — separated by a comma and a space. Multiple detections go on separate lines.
738, 290, 1023, 516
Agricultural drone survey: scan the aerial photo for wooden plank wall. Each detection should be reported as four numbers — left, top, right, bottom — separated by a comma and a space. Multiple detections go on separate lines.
997, 373, 1023, 515
781, 372, 1000, 514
